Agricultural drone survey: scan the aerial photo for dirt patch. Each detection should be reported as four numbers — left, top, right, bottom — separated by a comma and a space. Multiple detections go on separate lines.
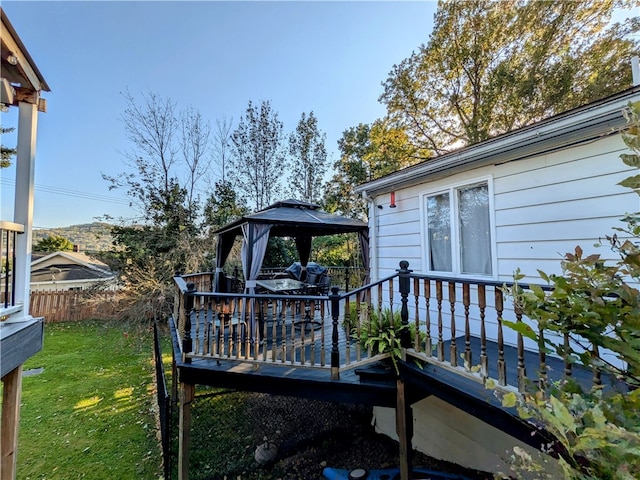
244, 393, 492, 480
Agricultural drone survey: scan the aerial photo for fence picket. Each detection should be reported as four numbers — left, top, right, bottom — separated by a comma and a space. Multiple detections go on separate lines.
30, 289, 119, 322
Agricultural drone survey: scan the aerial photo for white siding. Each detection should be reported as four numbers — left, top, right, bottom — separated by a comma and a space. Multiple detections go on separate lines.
373, 399, 560, 477
373, 134, 636, 282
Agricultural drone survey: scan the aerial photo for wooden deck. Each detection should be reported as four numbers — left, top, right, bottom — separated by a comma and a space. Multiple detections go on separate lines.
170, 313, 398, 407
184, 297, 367, 368
169, 265, 629, 480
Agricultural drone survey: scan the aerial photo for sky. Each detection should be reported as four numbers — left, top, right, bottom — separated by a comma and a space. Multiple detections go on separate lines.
0, 0, 438, 228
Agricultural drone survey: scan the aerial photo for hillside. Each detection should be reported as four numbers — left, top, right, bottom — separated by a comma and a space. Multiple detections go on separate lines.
32, 222, 115, 253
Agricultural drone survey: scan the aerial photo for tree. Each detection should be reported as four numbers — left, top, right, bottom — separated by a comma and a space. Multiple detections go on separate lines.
212, 116, 233, 183
323, 119, 425, 219
203, 180, 248, 230
381, 0, 639, 154
288, 111, 328, 204
180, 106, 211, 221
34, 235, 74, 252
103, 91, 212, 320
229, 100, 286, 211
1, 126, 16, 168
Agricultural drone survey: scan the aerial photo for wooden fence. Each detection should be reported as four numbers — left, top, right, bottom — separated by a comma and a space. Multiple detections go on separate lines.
29, 289, 120, 322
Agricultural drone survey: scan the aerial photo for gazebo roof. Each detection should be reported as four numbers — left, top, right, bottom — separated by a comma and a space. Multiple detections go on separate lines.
213, 199, 367, 238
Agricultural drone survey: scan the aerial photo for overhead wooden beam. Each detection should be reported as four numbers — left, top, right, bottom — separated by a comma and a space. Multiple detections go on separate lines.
1, 15, 48, 93
8, 87, 46, 112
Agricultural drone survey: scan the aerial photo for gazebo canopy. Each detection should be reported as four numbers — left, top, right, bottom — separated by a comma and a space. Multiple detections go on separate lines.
214, 199, 367, 238
213, 199, 369, 292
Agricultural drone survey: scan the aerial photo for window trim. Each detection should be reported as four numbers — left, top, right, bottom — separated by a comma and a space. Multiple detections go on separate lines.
420, 176, 497, 279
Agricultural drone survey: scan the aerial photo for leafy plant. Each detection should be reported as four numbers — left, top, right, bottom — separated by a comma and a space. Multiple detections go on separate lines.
499, 102, 640, 479
33, 234, 74, 252
353, 306, 410, 374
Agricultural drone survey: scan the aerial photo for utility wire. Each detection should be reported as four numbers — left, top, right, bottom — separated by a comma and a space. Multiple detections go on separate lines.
0, 178, 131, 206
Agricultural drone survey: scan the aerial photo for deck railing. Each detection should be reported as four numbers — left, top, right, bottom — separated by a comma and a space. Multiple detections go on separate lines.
0, 220, 25, 318
174, 261, 607, 391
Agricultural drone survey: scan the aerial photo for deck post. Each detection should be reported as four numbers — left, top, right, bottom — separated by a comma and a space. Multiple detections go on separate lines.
1, 366, 23, 480
330, 286, 340, 380
178, 381, 195, 480
397, 261, 412, 349
182, 283, 196, 363
396, 376, 413, 480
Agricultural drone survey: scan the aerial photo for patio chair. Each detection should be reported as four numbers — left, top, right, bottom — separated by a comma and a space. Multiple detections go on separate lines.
317, 274, 331, 295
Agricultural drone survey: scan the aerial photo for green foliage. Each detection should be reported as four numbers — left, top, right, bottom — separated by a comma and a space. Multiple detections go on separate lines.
32, 223, 114, 252
312, 233, 363, 269
262, 237, 297, 268
229, 100, 286, 212
33, 234, 74, 252
351, 305, 416, 374
203, 180, 248, 230
500, 103, 640, 479
507, 246, 640, 385
1, 125, 16, 168
360, 308, 405, 374
103, 91, 215, 320
323, 120, 426, 220
381, 0, 638, 154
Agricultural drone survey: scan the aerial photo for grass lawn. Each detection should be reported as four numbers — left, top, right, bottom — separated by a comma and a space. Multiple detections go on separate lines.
12, 320, 164, 480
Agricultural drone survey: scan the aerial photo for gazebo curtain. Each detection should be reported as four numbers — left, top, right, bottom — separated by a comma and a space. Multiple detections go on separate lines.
239, 223, 271, 340
358, 230, 370, 285
294, 236, 313, 281
241, 223, 272, 293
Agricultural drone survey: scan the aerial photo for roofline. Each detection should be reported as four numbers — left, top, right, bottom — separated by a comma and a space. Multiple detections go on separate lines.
355, 86, 640, 196
31, 277, 117, 287
1, 7, 50, 92
213, 207, 367, 237
31, 251, 113, 274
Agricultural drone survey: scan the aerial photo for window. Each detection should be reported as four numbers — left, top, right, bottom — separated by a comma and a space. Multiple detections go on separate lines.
424, 180, 493, 276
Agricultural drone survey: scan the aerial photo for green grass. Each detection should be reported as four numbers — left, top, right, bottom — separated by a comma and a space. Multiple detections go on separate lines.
14, 320, 163, 480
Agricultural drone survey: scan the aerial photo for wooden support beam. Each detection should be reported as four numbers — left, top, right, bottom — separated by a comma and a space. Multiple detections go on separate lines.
178, 381, 195, 480
1, 365, 23, 480
396, 377, 413, 480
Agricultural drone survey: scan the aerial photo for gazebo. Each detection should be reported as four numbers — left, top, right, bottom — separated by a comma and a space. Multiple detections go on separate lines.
212, 199, 369, 293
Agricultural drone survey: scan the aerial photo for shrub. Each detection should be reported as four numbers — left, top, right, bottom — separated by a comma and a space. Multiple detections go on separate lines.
500, 102, 640, 479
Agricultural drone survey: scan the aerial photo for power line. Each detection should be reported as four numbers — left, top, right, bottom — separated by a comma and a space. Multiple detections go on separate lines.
0, 178, 132, 206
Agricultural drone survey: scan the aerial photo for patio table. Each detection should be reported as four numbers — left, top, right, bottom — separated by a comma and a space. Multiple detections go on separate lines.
255, 279, 322, 330
256, 278, 306, 294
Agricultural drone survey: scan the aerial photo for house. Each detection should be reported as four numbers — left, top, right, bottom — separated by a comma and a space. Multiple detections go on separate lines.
0, 8, 50, 480
30, 250, 117, 292
167, 88, 640, 477
353, 86, 640, 472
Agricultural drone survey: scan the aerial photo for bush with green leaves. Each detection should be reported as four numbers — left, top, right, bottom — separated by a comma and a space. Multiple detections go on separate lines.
500, 102, 640, 479
348, 304, 422, 374
33, 234, 74, 252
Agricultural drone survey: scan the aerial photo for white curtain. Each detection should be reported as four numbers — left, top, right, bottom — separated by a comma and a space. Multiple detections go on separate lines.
427, 193, 452, 272
241, 223, 272, 292
241, 223, 272, 340
458, 184, 491, 275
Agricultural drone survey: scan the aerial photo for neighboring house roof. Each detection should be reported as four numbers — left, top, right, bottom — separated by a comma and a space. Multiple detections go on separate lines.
355, 86, 640, 196
30, 251, 115, 283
